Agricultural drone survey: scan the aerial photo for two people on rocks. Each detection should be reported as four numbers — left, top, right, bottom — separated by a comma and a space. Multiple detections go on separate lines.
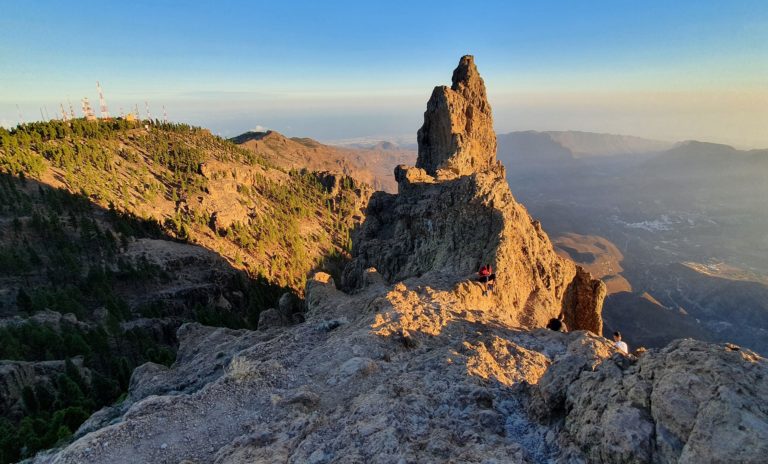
475, 264, 631, 355
545, 316, 631, 356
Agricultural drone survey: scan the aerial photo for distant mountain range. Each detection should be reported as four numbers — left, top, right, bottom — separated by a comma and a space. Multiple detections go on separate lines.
498, 130, 675, 161
493, 130, 768, 354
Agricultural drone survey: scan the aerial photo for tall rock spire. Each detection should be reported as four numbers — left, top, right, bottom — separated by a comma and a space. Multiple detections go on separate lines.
344, 55, 605, 333
416, 55, 497, 177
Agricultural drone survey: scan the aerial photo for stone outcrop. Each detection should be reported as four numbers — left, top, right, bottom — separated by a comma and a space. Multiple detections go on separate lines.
417, 55, 497, 178
257, 292, 306, 330
563, 266, 607, 335
530, 339, 768, 464
343, 55, 605, 332
30, 275, 597, 464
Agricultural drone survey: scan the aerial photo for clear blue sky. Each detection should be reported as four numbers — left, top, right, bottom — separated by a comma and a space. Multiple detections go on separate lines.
1, 0, 766, 146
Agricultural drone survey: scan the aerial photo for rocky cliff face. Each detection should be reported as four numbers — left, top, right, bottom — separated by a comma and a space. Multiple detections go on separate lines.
344, 55, 605, 332
0, 357, 90, 420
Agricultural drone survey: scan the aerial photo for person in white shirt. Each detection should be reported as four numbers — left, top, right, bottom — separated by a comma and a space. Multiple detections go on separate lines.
613, 331, 629, 355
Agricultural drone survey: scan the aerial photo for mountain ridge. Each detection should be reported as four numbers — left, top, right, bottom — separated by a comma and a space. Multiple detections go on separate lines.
231, 129, 415, 193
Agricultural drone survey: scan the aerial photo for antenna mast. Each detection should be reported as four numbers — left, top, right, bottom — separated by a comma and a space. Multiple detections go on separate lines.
96, 81, 110, 118
68, 100, 76, 119
60, 103, 69, 121
16, 105, 24, 125
163, 105, 167, 123
82, 97, 96, 121
145, 101, 151, 121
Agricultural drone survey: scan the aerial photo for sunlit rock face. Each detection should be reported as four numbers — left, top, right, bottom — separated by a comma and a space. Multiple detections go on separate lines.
416, 55, 497, 178
344, 55, 605, 332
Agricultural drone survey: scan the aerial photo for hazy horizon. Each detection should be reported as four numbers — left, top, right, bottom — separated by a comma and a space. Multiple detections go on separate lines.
1, 1, 767, 148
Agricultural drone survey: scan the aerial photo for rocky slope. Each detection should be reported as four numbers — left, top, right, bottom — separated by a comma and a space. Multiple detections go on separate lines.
0, 173, 287, 462
0, 121, 369, 291
32, 270, 768, 464
530, 338, 768, 463
343, 55, 605, 332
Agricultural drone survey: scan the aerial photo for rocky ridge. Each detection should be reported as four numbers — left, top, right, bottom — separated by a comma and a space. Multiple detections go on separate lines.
31, 271, 768, 464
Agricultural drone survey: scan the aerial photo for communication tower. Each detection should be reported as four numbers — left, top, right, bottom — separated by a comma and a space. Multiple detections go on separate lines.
82, 97, 97, 121
96, 81, 110, 118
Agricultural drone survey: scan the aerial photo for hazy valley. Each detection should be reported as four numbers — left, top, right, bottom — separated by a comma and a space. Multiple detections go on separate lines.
496, 130, 768, 353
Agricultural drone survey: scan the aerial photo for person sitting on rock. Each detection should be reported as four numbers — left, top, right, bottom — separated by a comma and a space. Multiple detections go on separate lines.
546, 313, 568, 332
477, 264, 496, 296
613, 331, 629, 355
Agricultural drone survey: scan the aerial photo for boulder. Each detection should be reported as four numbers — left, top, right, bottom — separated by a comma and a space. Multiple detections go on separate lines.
305, 272, 339, 315
277, 292, 303, 318
257, 308, 283, 330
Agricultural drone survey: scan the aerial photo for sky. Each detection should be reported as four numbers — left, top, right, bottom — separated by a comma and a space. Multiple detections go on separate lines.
1, 0, 767, 147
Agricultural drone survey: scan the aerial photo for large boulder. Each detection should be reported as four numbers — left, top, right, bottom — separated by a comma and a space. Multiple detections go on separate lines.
343, 55, 605, 331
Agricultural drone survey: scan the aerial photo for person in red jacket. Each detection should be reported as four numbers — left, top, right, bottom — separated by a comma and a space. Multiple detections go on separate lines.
478, 264, 496, 296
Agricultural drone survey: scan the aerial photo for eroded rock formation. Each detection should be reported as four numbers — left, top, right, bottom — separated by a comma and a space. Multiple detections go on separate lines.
343, 55, 605, 332
417, 55, 497, 177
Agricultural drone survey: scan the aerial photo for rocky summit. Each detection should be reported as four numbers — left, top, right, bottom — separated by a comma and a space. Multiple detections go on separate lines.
30, 57, 768, 464
416, 55, 497, 178
344, 55, 606, 333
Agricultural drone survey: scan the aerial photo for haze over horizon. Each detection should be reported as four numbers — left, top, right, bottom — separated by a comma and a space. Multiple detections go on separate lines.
1, 0, 766, 147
